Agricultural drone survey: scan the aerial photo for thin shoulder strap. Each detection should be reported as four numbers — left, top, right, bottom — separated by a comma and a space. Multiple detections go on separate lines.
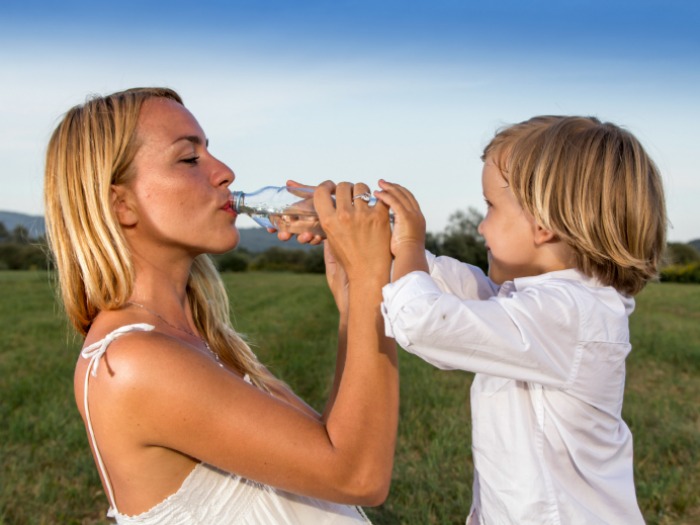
80, 323, 154, 513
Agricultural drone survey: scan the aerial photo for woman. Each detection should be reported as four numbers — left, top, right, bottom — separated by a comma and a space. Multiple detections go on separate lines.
44, 87, 397, 524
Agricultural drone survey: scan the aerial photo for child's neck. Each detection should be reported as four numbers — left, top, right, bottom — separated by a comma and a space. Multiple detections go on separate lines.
534, 239, 576, 275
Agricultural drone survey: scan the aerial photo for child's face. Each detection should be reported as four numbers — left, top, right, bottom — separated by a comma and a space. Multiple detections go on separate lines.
478, 158, 542, 284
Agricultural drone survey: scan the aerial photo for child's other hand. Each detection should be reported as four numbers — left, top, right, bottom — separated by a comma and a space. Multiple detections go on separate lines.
374, 180, 426, 258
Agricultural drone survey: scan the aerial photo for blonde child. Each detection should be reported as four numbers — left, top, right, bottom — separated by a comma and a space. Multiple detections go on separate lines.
372, 116, 665, 524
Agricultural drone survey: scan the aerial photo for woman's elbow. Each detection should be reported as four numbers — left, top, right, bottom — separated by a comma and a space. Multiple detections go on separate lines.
336, 465, 392, 506
361, 479, 391, 506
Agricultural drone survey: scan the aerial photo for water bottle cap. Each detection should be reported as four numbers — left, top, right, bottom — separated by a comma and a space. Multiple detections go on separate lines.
230, 191, 244, 212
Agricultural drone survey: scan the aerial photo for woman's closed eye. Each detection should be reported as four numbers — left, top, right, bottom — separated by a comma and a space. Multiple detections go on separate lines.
181, 156, 200, 165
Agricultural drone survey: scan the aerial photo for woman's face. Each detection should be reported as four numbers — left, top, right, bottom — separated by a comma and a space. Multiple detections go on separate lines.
477, 157, 540, 284
119, 97, 239, 257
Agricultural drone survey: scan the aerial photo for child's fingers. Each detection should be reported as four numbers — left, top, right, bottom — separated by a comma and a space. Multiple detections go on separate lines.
376, 180, 417, 209
375, 180, 422, 216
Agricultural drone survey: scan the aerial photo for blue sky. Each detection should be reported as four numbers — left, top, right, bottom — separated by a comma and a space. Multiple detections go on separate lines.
1, 0, 698, 242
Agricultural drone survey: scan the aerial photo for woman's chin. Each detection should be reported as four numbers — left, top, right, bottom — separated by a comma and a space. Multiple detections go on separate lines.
209, 230, 240, 255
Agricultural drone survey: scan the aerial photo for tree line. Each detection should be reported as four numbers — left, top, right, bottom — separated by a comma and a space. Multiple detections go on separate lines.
2, 213, 699, 284
0, 222, 48, 270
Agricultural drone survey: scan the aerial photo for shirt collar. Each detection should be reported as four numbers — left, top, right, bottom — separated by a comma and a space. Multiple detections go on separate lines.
509, 268, 602, 291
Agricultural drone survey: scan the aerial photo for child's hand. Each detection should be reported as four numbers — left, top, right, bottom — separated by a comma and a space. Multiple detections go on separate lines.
373, 180, 429, 281
374, 180, 426, 258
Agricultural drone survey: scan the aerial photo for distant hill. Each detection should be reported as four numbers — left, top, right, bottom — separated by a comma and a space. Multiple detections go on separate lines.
690, 239, 700, 253
0, 211, 45, 238
0, 211, 314, 253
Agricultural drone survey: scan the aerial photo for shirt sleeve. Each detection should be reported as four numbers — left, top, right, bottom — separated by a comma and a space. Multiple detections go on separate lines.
381, 270, 583, 387
425, 251, 500, 299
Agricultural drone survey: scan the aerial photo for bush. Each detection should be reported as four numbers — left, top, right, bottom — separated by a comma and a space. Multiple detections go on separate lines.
664, 242, 700, 265
302, 248, 325, 274
214, 251, 250, 272
0, 243, 50, 270
660, 262, 700, 284
428, 207, 488, 271
250, 247, 325, 273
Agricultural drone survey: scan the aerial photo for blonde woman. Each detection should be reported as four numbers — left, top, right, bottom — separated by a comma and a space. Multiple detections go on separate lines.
366, 116, 666, 524
45, 87, 397, 524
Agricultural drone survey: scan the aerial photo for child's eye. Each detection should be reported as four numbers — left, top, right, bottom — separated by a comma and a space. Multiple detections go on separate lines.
181, 156, 200, 165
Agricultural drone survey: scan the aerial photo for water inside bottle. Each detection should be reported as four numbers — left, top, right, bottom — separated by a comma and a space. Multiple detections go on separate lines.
265, 212, 325, 237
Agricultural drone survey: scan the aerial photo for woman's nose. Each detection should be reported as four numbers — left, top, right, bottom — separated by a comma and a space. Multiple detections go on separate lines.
213, 158, 235, 187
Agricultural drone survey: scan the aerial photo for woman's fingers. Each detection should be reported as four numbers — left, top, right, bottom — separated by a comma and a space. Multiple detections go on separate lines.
351, 183, 371, 205
313, 180, 337, 220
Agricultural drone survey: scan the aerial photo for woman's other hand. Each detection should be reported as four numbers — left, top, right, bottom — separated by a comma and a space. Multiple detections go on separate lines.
272, 180, 325, 245
323, 241, 349, 316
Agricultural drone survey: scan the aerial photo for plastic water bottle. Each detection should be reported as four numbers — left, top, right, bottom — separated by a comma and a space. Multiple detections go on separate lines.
230, 186, 381, 237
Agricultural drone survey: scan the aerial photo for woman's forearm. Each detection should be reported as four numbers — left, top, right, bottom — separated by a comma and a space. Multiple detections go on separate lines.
322, 279, 399, 502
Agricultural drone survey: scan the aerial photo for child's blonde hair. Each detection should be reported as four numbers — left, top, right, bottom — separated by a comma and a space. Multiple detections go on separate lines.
482, 115, 666, 296
44, 87, 276, 390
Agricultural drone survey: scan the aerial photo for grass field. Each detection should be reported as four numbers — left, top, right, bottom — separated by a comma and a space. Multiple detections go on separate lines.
1, 271, 698, 524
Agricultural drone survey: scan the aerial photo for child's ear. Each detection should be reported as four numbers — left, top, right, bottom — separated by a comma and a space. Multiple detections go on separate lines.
533, 224, 557, 245
111, 185, 138, 227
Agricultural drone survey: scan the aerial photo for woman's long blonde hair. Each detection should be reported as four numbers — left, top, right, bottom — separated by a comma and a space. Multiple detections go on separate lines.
482, 115, 667, 296
44, 87, 275, 389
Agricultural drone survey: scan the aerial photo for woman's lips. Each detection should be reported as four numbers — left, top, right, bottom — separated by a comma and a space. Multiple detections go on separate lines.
221, 201, 237, 216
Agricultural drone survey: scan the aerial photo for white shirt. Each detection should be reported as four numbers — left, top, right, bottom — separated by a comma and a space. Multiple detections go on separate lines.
381, 253, 645, 525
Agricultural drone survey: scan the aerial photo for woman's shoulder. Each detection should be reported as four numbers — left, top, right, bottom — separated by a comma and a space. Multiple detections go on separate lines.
74, 313, 243, 451
76, 311, 222, 404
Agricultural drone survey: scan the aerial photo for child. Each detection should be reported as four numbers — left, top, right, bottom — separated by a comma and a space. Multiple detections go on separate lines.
372, 116, 666, 524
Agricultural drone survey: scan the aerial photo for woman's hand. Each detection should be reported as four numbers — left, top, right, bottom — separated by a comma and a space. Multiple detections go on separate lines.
272, 180, 325, 245
323, 241, 349, 316
314, 181, 392, 284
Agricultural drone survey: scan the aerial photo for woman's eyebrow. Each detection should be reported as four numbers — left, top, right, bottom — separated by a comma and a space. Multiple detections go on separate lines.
172, 135, 209, 147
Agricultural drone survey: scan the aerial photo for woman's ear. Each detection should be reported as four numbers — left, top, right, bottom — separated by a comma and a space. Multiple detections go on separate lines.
111, 185, 138, 227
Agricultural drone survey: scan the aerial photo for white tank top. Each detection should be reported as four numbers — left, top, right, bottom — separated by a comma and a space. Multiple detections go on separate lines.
81, 324, 371, 524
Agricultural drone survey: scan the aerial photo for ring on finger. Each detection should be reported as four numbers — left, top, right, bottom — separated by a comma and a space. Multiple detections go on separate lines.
353, 192, 372, 202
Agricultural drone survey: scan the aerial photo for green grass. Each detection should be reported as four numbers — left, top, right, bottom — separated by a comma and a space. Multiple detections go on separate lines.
1, 272, 698, 524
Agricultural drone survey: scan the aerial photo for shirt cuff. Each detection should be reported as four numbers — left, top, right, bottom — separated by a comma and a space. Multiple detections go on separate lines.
381, 271, 442, 345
